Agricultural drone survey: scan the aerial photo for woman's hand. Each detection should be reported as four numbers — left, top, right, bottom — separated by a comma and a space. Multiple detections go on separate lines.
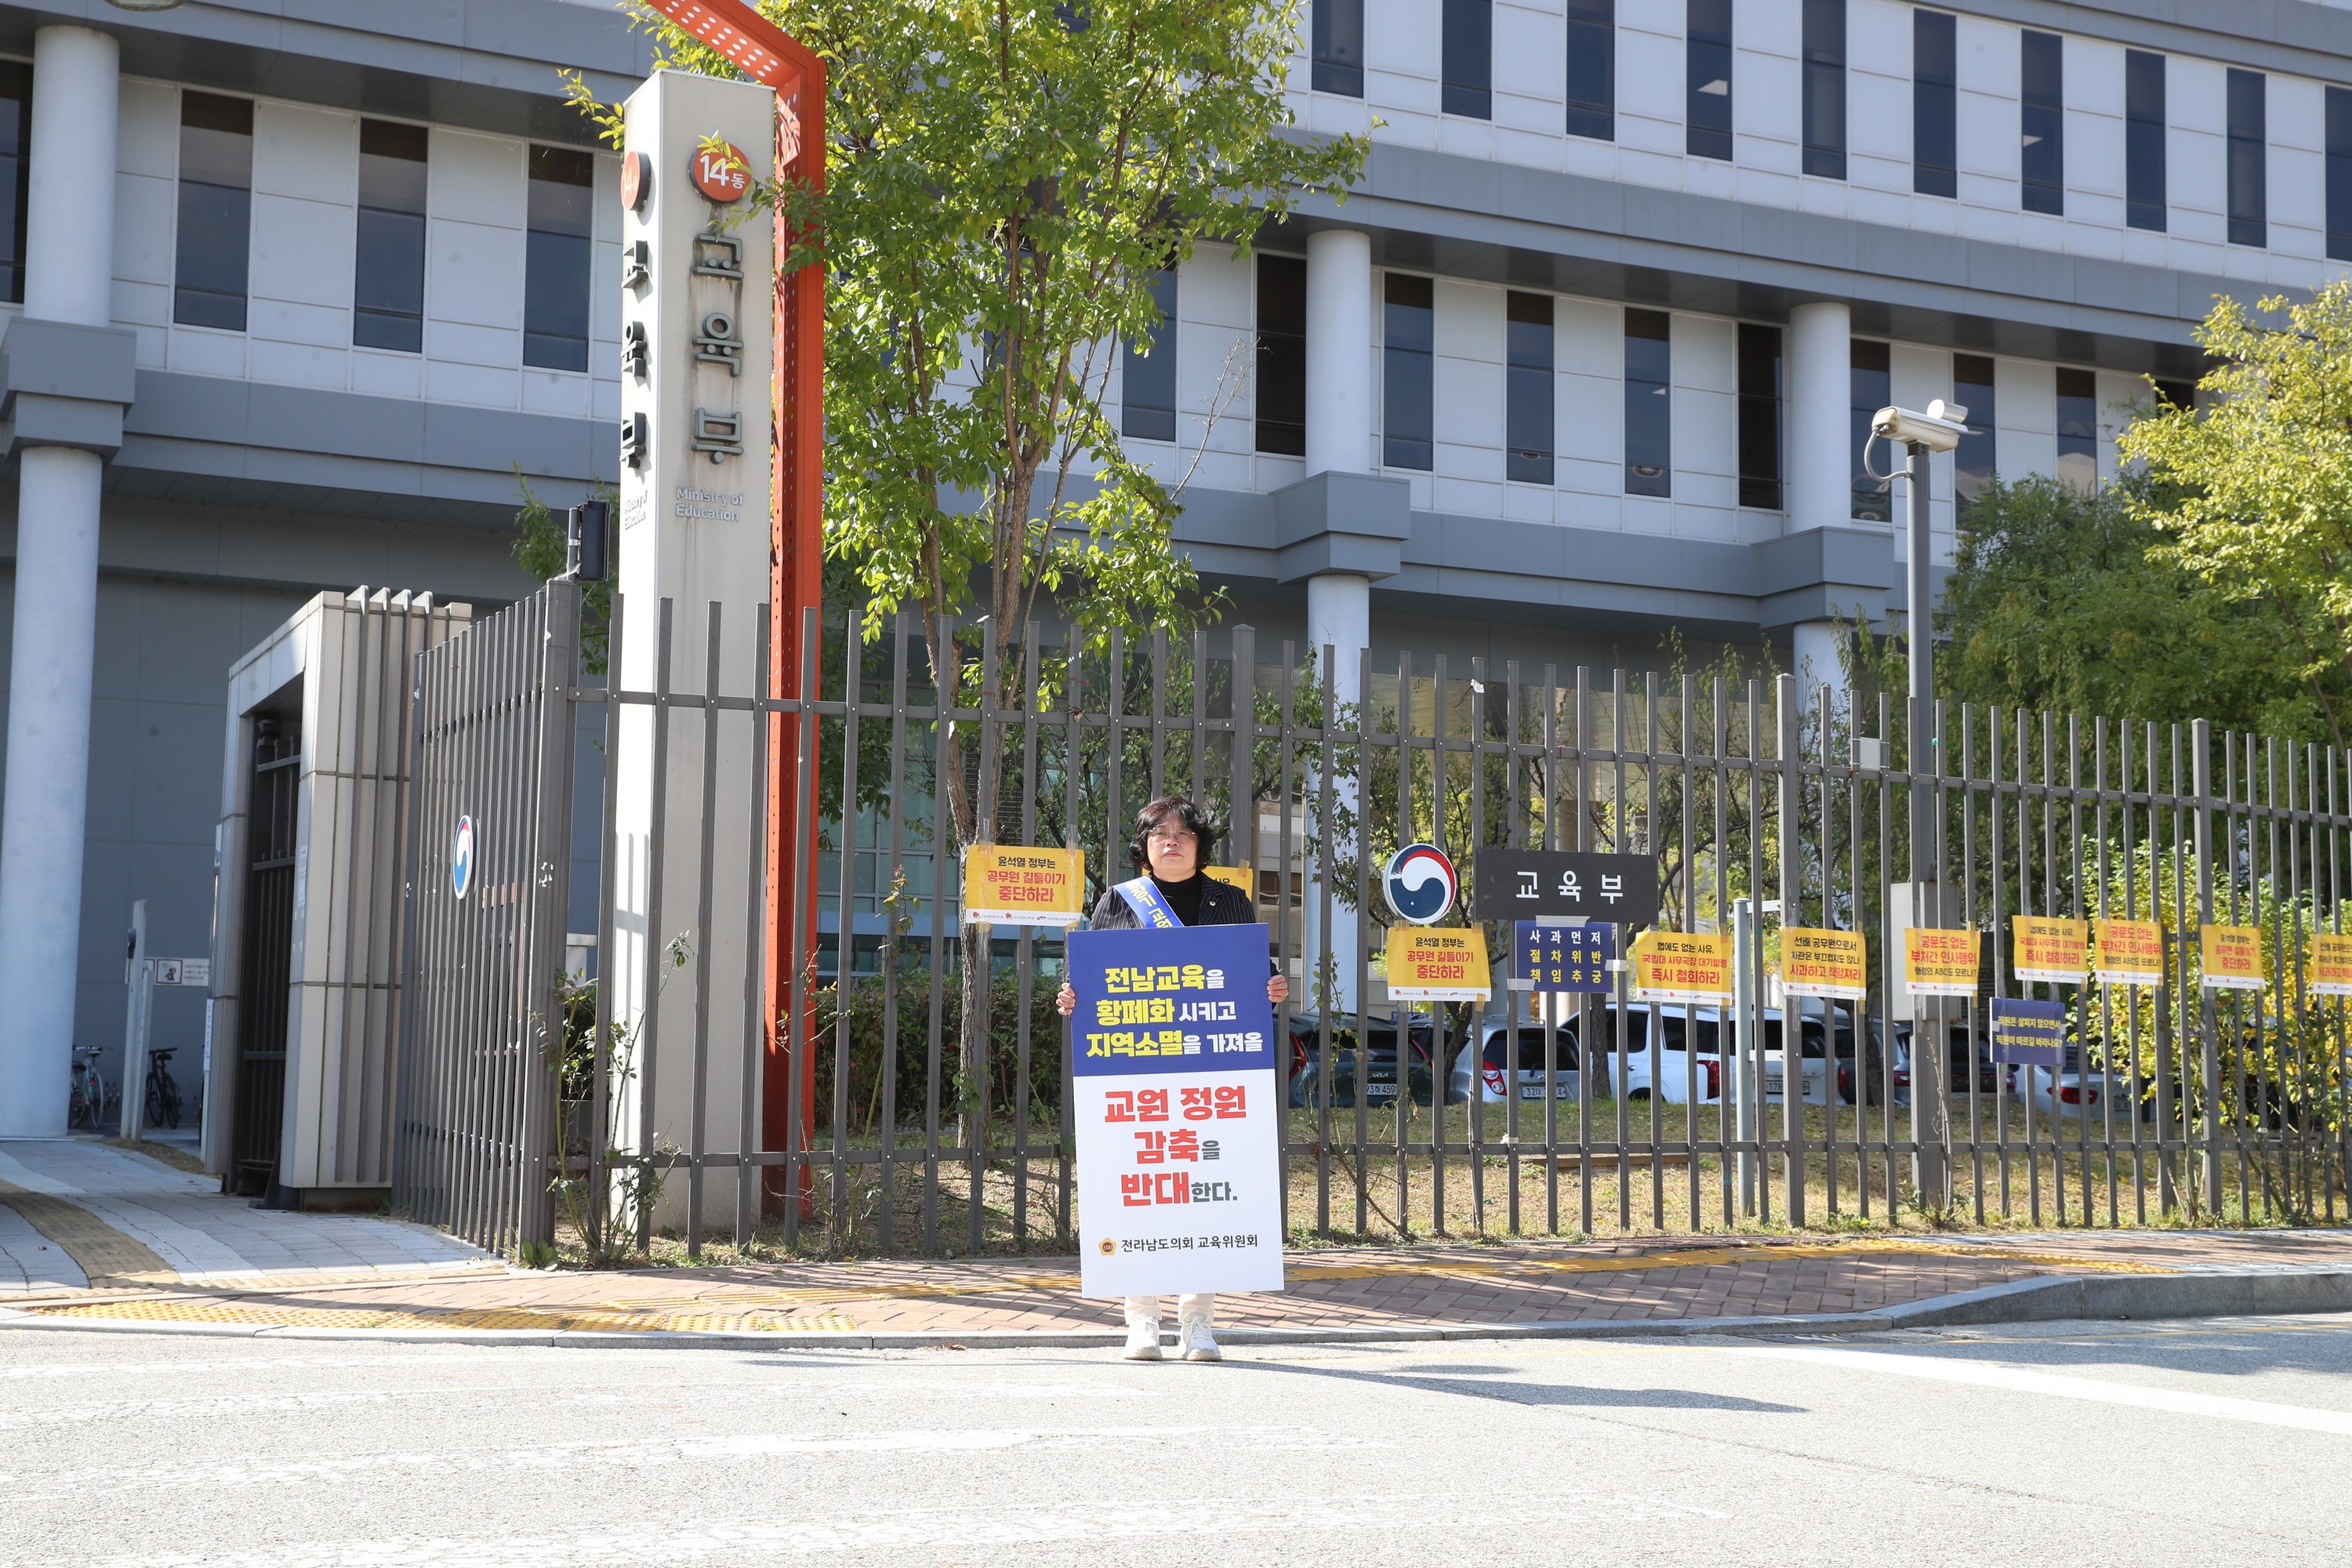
1055, 982, 1077, 1017
1268, 973, 1289, 1006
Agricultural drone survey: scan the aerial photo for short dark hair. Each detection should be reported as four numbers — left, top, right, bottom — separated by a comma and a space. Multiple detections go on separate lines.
1127, 794, 1218, 873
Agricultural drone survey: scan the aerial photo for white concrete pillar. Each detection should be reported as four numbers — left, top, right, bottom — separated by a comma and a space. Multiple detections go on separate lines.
1791, 619, 1848, 721
1305, 572, 1368, 1016
0, 26, 120, 1140
1787, 301, 1852, 535
1304, 227, 1372, 479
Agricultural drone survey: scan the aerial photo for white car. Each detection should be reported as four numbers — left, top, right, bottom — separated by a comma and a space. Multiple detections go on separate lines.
2006, 1056, 2141, 1120
1572, 1002, 1889, 1106
1448, 1023, 1583, 1103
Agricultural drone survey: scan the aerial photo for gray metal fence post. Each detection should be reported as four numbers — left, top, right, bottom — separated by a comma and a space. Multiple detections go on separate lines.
1774, 673, 1804, 1223
2192, 717, 2222, 1213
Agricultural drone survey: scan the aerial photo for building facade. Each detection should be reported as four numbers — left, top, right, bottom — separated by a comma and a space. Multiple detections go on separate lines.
0, 0, 2343, 1128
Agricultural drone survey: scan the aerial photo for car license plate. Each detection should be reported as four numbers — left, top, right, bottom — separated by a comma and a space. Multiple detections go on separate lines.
1367, 1083, 1397, 1098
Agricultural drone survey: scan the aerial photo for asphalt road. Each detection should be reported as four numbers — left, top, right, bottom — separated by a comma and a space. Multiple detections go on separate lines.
5, 1312, 2351, 1566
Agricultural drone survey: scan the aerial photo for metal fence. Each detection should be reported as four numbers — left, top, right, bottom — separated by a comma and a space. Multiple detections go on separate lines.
391, 580, 580, 1253
405, 585, 2352, 1258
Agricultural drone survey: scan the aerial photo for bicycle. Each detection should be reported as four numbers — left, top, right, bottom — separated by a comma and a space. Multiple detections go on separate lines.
144, 1046, 183, 1134
69, 1045, 110, 1132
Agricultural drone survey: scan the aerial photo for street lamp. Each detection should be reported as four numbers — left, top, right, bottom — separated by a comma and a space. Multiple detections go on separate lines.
1869, 398, 1968, 1205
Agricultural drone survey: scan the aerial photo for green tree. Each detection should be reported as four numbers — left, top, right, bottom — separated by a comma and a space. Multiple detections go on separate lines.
2118, 281, 2352, 746
1934, 473, 2339, 742
579, 0, 1365, 1129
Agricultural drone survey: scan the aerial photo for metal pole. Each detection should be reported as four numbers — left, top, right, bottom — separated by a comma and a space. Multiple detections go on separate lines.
120, 899, 148, 1142
1902, 439, 1952, 1207
1731, 895, 1757, 1213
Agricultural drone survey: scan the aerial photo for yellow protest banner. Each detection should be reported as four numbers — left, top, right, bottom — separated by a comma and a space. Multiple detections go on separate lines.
1632, 931, 1732, 1004
2092, 919, 2165, 986
1781, 927, 1866, 1000
2310, 934, 2352, 999
2199, 924, 2265, 990
2011, 915, 2088, 985
960, 844, 1086, 927
1383, 926, 1491, 1002
1903, 927, 1980, 998
1203, 865, 1255, 895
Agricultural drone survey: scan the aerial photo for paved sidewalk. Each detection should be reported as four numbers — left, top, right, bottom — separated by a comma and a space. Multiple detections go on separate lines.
0, 1138, 494, 1294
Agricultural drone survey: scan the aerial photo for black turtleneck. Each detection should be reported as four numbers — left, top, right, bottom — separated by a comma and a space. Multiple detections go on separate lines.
1151, 873, 1206, 926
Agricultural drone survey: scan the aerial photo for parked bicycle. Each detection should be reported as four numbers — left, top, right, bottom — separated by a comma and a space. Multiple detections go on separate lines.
143, 1047, 182, 1133
69, 1045, 111, 1132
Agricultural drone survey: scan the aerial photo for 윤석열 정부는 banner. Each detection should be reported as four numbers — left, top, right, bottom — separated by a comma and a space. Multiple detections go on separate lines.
1067, 922, 1283, 1298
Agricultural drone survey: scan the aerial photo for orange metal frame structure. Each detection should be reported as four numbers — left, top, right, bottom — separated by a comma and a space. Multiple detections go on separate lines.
639, 0, 826, 1213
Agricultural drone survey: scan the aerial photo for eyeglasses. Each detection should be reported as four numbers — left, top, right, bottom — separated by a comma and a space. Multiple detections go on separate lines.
1146, 829, 1197, 846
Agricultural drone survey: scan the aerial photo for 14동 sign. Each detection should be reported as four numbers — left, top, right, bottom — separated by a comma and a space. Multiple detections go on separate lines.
1069, 923, 1284, 1298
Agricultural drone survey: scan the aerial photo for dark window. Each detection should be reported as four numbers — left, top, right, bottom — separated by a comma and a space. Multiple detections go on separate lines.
2124, 51, 2165, 232
524, 145, 594, 372
1802, 0, 1846, 180
1443, 0, 1491, 119
353, 119, 427, 354
1737, 323, 1781, 510
175, 91, 253, 332
1849, 338, 1890, 522
1123, 267, 1178, 442
2020, 31, 2063, 216
1624, 307, 1671, 497
1686, 0, 1733, 162
1566, 0, 1614, 141
2228, 69, 2266, 249
2329, 88, 2352, 262
0, 64, 29, 305
1255, 254, 1307, 456
1506, 291, 1554, 486
1314, 0, 1363, 96
1383, 273, 1434, 471
1912, 11, 1955, 198
2056, 367, 2096, 492
1953, 353, 1996, 519
2153, 377, 2196, 412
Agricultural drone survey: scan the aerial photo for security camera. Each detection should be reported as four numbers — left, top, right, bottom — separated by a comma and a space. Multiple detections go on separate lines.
1871, 399, 1970, 453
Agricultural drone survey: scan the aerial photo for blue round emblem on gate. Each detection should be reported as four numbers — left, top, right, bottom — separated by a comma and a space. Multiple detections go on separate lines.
452, 815, 475, 902
1384, 844, 1456, 925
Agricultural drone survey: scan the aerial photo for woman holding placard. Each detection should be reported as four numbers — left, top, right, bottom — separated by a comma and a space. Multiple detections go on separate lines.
1056, 795, 1287, 1362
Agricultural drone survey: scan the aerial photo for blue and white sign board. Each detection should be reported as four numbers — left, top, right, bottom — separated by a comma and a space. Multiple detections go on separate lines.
1512, 920, 1614, 993
452, 815, 476, 902
1384, 844, 1457, 925
1069, 923, 1284, 1298
1989, 996, 2065, 1067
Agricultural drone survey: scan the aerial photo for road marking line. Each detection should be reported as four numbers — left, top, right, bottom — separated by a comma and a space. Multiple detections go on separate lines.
1725, 1343, 2352, 1435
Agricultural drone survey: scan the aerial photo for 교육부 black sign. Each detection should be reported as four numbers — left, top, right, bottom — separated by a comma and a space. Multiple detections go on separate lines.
1471, 849, 1660, 927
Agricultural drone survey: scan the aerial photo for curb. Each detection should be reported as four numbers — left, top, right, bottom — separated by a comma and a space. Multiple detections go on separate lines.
4, 1269, 2350, 1351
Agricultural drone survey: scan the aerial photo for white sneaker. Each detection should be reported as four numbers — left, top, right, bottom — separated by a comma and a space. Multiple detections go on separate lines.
1179, 1313, 1221, 1363
1123, 1317, 1163, 1360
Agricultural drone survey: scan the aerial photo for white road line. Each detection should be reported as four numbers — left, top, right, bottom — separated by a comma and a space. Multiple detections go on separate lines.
89, 1493, 1723, 1567
1726, 1344, 2352, 1436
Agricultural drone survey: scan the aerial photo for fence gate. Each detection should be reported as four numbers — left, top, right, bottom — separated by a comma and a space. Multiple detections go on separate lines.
391, 580, 580, 1253
229, 714, 300, 1196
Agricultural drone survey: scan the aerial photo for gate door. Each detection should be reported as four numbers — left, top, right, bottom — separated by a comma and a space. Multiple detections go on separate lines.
391, 581, 579, 1253
230, 713, 299, 1195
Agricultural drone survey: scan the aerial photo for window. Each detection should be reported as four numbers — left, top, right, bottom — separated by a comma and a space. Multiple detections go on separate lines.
1506, 291, 1554, 486
1624, 308, 1671, 497
2330, 88, 2352, 262
1566, 0, 1614, 141
0, 64, 27, 305
1686, 0, 1733, 162
1953, 354, 1996, 519
175, 92, 253, 331
2153, 377, 2196, 412
1123, 267, 1178, 442
1313, 0, 1363, 96
1802, 0, 1846, 180
1255, 255, 1307, 456
2124, 51, 2165, 232
1737, 323, 1781, 510
2227, 69, 2266, 249
354, 119, 427, 354
1443, 0, 1491, 118
1849, 339, 1890, 521
2056, 367, 2096, 492
524, 146, 594, 372
2020, 31, 2063, 216
1383, 274, 1433, 471
1912, 11, 1955, 198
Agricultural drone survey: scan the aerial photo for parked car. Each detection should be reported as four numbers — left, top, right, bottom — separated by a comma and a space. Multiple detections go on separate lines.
1446, 1023, 1584, 1104
2007, 1047, 2144, 1120
1512, 1001, 1893, 1106
1286, 1011, 1452, 1107
1893, 1019, 2002, 1098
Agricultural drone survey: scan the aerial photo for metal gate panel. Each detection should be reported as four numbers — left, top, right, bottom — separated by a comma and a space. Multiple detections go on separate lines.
392, 581, 580, 1253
